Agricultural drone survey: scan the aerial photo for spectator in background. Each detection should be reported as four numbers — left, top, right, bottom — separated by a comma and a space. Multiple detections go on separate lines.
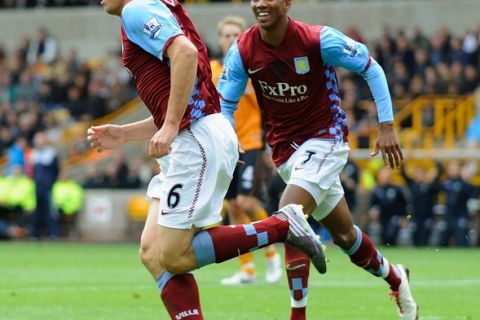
395, 31, 415, 76
83, 164, 106, 189
441, 160, 475, 246
0, 164, 34, 239
105, 151, 129, 188
7, 136, 28, 174
463, 65, 479, 93
430, 34, 448, 66
123, 160, 143, 189
26, 27, 58, 65
368, 167, 408, 245
448, 37, 467, 65
0, 127, 14, 155
14, 69, 38, 102
401, 161, 442, 246
462, 30, 478, 65
107, 75, 133, 111
411, 25, 431, 52
373, 25, 396, 73
53, 171, 84, 217
53, 171, 84, 238
64, 85, 88, 120
0, 217, 25, 240
5, 164, 36, 212
0, 72, 14, 103
84, 80, 108, 121
412, 48, 429, 77
31, 131, 60, 240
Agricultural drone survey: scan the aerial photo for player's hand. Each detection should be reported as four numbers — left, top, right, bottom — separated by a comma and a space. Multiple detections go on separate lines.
87, 124, 126, 152
237, 144, 246, 167
371, 122, 403, 169
149, 122, 179, 158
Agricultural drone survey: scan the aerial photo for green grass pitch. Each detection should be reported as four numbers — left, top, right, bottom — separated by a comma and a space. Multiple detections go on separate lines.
1, 243, 479, 320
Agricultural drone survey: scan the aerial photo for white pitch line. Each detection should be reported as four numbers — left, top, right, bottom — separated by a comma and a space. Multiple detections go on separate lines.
2, 279, 479, 293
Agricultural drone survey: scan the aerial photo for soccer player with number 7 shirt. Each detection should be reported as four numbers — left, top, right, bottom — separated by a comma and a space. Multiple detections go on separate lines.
217, 0, 419, 319
87, 0, 327, 319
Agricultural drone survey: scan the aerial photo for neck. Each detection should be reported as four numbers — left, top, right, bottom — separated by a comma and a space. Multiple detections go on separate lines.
115, 0, 129, 16
259, 16, 290, 47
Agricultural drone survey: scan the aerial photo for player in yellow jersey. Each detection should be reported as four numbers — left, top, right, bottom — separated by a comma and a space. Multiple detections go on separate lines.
211, 15, 282, 285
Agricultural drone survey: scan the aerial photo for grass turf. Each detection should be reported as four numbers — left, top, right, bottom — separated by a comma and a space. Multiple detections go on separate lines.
1, 242, 479, 320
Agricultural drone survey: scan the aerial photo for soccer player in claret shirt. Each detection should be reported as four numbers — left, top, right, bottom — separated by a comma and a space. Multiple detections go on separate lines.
217, 0, 419, 319
87, 0, 326, 319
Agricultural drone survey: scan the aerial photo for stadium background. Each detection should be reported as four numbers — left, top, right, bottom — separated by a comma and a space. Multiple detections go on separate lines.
0, 0, 479, 319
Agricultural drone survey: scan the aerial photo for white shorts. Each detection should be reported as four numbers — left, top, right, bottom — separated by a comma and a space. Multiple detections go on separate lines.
146, 113, 238, 229
277, 139, 349, 221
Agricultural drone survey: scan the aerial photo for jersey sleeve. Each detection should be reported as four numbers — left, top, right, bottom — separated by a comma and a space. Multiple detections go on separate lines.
217, 40, 249, 127
320, 26, 370, 73
320, 26, 393, 123
121, 0, 183, 61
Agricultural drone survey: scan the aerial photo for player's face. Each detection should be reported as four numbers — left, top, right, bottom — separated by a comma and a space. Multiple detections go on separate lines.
100, 0, 124, 16
251, 0, 290, 30
218, 24, 242, 57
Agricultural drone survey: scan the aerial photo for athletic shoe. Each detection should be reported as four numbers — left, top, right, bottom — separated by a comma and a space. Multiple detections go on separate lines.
220, 272, 257, 285
280, 204, 327, 274
265, 253, 282, 284
390, 264, 419, 320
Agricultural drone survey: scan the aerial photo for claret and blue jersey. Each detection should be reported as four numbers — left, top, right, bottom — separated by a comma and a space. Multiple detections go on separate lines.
218, 18, 394, 166
120, 0, 219, 130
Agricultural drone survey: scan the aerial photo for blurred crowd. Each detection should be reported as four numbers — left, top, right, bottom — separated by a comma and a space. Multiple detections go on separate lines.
0, 27, 136, 159
360, 160, 480, 248
2, 24, 480, 157
3, 142, 479, 248
0, 19, 479, 245
82, 151, 158, 190
338, 25, 480, 148
256, 154, 480, 248
0, 146, 158, 240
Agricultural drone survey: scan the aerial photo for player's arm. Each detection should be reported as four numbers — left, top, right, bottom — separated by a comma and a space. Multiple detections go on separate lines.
145, 35, 197, 158
320, 26, 403, 169
120, 116, 158, 140
122, 0, 195, 157
217, 39, 249, 128
160, 35, 197, 132
87, 117, 158, 152
122, 0, 196, 126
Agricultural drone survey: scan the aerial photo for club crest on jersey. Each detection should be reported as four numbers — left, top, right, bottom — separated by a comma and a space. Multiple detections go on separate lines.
220, 67, 229, 81
343, 39, 359, 57
143, 16, 163, 39
294, 56, 310, 74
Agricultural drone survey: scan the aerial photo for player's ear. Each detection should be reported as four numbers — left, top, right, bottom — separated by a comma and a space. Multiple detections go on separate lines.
283, 0, 291, 13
